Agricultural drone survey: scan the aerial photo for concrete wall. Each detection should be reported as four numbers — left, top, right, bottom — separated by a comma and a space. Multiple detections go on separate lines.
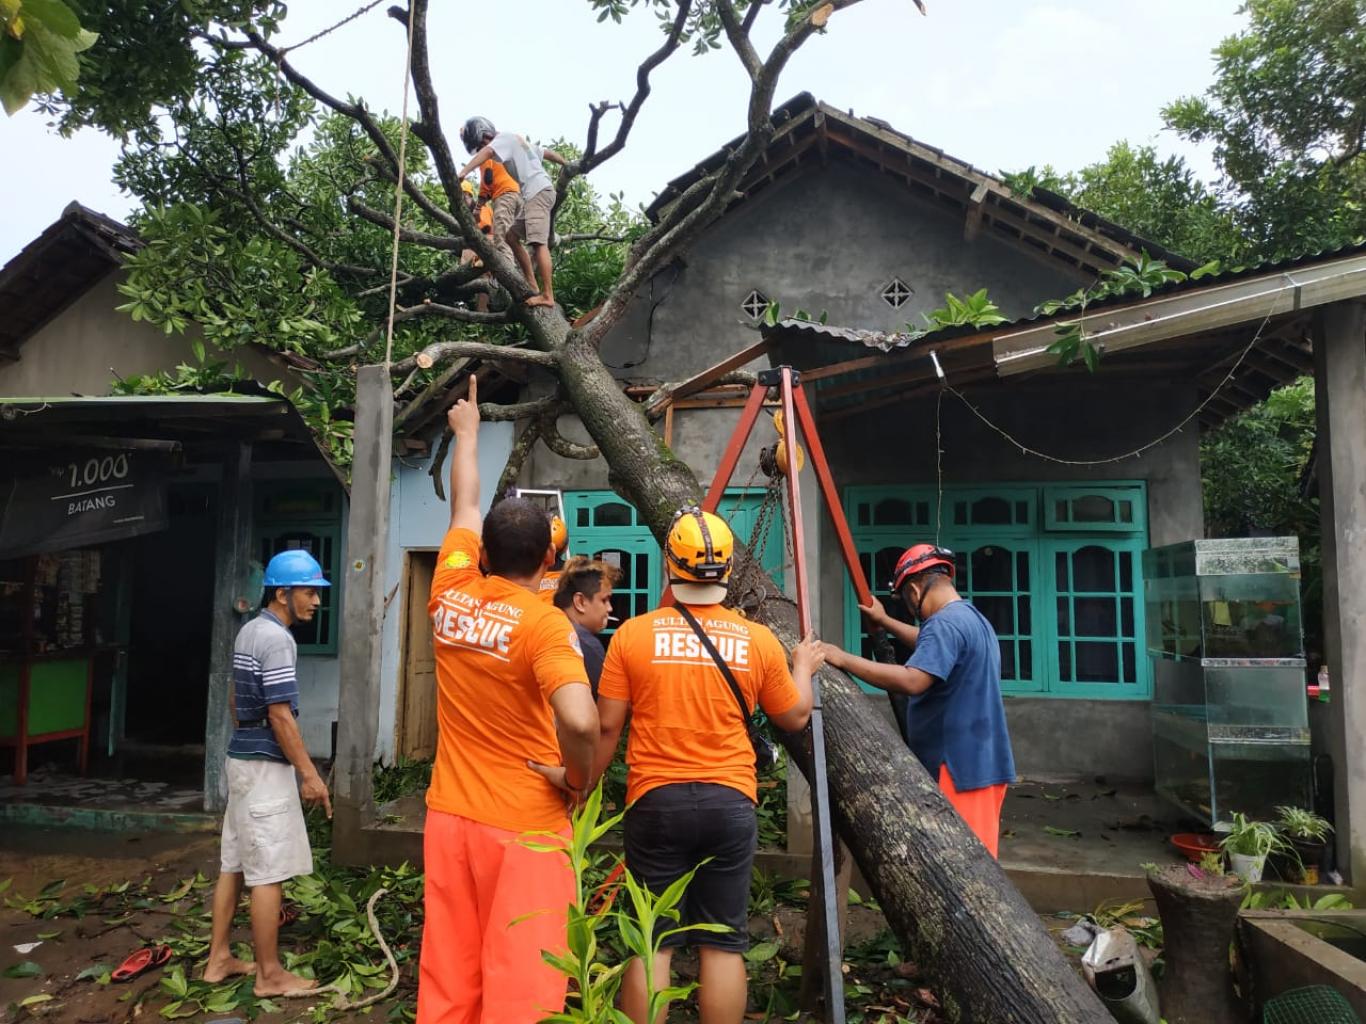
599, 158, 1085, 384
374, 420, 514, 763
817, 374, 1205, 783
0, 271, 291, 398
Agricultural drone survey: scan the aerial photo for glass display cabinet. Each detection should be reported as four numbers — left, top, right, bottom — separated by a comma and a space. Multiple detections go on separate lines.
1143, 538, 1310, 825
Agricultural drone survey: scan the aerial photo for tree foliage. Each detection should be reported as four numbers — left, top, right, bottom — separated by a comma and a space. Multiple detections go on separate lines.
1200, 376, 1321, 649
1050, 143, 1247, 264
0, 0, 97, 116
1163, 0, 1366, 260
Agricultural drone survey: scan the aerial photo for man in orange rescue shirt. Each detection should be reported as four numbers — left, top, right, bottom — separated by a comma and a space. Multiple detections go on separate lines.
417, 375, 598, 1024
592, 508, 823, 1024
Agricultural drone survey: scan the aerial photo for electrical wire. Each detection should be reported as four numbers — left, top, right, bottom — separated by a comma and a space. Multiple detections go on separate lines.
943, 288, 1289, 467
278, 0, 386, 55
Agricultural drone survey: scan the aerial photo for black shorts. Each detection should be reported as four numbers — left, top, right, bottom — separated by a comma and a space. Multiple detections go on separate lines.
622, 782, 757, 952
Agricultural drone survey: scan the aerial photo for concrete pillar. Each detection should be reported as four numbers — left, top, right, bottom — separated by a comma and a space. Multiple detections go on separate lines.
333, 367, 394, 860
203, 443, 253, 812
1313, 301, 1366, 883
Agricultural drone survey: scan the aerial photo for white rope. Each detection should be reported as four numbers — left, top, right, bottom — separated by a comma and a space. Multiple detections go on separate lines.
382, 2, 418, 371
273, 887, 400, 1010
943, 290, 1288, 467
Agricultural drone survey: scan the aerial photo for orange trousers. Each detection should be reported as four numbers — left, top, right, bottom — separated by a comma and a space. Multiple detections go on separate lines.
416, 810, 573, 1024
938, 764, 1008, 859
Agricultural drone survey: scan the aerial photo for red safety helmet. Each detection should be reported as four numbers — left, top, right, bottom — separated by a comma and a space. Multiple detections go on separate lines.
890, 543, 956, 593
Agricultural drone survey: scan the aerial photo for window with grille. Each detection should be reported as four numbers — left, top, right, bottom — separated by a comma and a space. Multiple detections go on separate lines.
844, 483, 1150, 699
741, 289, 770, 320
562, 490, 785, 638
881, 278, 913, 308
254, 480, 344, 655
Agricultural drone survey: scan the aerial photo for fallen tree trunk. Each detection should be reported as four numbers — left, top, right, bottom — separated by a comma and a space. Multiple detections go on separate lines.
543, 325, 1114, 1023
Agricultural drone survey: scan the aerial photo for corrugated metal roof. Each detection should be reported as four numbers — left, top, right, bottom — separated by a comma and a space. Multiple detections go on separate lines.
764, 237, 1366, 355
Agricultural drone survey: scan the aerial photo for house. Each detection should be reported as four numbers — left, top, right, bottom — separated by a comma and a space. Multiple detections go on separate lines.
0, 203, 349, 816
334, 95, 1366, 887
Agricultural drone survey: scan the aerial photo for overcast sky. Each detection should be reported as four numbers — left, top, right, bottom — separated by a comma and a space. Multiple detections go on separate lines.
0, 1, 1246, 264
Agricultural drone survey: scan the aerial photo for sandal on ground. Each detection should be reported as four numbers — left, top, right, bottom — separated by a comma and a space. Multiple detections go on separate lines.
279, 903, 301, 927
111, 944, 173, 983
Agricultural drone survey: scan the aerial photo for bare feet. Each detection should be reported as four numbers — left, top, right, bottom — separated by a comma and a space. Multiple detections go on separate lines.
203, 955, 255, 983
524, 294, 556, 308
254, 966, 318, 998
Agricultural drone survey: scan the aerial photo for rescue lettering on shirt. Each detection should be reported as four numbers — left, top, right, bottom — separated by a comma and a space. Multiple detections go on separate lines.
432, 590, 525, 662
651, 614, 752, 670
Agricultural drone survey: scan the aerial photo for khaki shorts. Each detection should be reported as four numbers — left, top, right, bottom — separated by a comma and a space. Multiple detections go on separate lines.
514, 187, 554, 247
220, 757, 313, 887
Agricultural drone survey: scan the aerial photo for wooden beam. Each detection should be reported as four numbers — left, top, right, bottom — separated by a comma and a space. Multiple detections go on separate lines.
203, 442, 252, 813
964, 181, 988, 242
643, 337, 771, 417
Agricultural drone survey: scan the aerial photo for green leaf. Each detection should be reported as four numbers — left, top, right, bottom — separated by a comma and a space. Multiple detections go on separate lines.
20, 0, 83, 38
1044, 826, 1082, 838
76, 963, 111, 983
744, 939, 781, 963
3, 960, 43, 978
19, 994, 54, 1007
191, 339, 206, 364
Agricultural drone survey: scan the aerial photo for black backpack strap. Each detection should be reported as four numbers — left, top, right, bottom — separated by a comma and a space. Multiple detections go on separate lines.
675, 603, 759, 735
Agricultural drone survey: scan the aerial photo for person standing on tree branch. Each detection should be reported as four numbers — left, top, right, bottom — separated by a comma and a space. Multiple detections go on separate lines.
416, 375, 598, 1024
204, 550, 332, 996
458, 116, 567, 309
818, 545, 1016, 858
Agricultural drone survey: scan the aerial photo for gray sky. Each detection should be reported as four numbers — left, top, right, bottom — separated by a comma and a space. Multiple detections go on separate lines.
0, 1, 1246, 264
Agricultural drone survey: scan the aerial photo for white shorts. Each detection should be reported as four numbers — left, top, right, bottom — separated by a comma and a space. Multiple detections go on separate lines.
220, 757, 313, 887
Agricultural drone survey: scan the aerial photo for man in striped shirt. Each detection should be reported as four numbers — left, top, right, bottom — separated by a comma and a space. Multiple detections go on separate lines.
204, 549, 332, 997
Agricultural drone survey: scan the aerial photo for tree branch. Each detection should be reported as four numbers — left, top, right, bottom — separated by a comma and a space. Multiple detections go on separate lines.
539, 414, 601, 460
401, 300, 510, 325
390, 341, 560, 376
394, 356, 473, 432
479, 395, 563, 422
579, 0, 872, 348
232, 26, 465, 238
491, 417, 544, 503
347, 197, 465, 250
555, 231, 630, 246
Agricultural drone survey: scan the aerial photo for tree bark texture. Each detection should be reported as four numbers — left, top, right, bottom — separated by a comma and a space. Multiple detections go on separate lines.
539, 332, 1114, 1023
1147, 866, 1245, 1024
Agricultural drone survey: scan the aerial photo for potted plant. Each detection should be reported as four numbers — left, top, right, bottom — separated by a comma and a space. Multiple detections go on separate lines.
1275, 806, 1333, 884
1220, 812, 1291, 883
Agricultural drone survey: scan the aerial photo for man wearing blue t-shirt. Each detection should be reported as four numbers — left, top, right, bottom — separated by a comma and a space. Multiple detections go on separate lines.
819, 544, 1015, 857
204, 550, 332, 996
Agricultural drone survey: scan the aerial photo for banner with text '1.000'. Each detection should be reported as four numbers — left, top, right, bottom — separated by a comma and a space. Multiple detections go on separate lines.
0, 451, 169, 560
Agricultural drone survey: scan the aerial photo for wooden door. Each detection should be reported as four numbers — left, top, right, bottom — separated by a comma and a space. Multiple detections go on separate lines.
397, 551, 437, 760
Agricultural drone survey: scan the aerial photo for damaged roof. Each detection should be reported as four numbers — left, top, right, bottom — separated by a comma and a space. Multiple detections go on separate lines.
646, 93, 1197, 278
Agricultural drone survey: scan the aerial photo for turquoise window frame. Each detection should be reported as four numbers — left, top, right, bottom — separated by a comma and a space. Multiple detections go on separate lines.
843, 483, 1151, 700
561, 489, 782, 635
254, 480, 344, 655
1042, 537, 1149, 699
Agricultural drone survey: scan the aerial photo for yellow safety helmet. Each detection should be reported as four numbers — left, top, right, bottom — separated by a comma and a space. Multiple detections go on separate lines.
549, 515, 569, 553
461, 178, 477, 198
666, 507, 733, 604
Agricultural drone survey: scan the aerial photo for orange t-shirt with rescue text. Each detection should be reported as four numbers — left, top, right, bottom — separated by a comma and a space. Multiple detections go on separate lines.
536, 569, 561, 605
426, 528, 588, 832
480, 160, 519, 202
597, 604, 799, 804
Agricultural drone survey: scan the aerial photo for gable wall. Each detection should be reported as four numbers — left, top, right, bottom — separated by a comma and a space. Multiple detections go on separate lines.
0, 272, 289, 398
599, 157, 1087, 383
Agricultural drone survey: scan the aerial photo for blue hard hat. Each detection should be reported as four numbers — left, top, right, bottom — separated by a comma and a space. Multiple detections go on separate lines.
263, 549, 331, 588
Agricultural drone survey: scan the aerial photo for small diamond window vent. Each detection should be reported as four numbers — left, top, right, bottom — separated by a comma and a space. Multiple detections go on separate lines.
741, 289, 770, 320
881, 278, 914, 308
